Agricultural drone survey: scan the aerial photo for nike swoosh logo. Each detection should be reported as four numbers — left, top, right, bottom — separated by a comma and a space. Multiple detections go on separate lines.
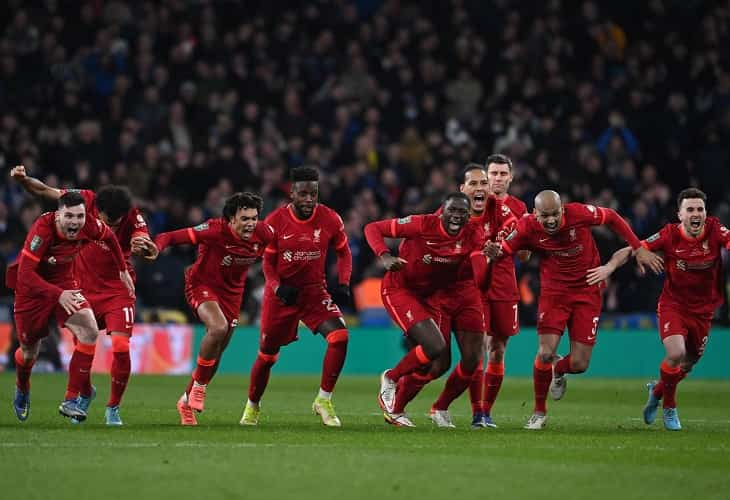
675, 249, 686, 253
539, 238, 550, 243
426, 241, 438, 245
282, 234, 294, 240
225, 245, 236, 248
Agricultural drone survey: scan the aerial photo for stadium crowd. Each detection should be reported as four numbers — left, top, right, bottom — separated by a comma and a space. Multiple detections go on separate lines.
1, 0, 730, 323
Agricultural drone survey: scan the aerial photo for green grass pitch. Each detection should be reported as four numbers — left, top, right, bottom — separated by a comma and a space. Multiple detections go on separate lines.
1, 373, 729, 500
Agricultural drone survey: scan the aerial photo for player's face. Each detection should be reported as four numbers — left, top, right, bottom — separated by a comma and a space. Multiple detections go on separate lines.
229, 207, 259, 240
678, 198, 706, 237
56, 204, 86, 240
291, 181, 318, 219
460, 169, 488, 215
534, 205, 563, 234
487, 162, 513, 197
441, 198, 471, 235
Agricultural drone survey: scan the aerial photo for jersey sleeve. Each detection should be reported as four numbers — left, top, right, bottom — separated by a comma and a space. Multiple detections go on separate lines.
716, 221, 730, 249
330, 212, 349, 251
642, 225, 670, 252
130, 208, 150, 239
364, 215, 424, 256
16, 221, 64, 301
569, 203, 607, 226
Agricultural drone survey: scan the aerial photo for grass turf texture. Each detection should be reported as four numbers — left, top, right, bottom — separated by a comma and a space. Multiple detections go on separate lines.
1, 373, 729, 500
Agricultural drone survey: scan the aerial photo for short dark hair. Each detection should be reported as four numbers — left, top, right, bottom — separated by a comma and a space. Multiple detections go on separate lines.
485, 153, 513, 171
291, 166, 319, 183
677, 188, 707, 208
459, 162, 485, 183
444, 191, 471, 207
58, 191, 85, 209
95, 185, 132, 222
223, 192, 264, 219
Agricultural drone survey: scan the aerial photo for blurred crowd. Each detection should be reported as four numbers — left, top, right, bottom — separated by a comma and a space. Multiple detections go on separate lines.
1, 0, 730, 323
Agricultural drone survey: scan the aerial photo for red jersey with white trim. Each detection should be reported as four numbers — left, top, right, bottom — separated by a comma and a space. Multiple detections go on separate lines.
502, 202, 606, 294
64, 189, 149, 293
185, 218, 275, 297
375, 214, 486, 293
486, 195, 527, 301
13, 211, 118, 302
264, 204, 348, 288
643, 217, 730, 316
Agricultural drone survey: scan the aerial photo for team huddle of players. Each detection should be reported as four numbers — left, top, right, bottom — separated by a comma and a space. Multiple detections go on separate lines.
7, 155, 729, 432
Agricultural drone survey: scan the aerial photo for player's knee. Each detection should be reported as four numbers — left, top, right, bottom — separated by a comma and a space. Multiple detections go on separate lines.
666, 347, 686, 364
422, 338, 446, 360
325, 328, 348, 345
429, 357, 450, 378
111, 335, 130, 353
208, 319, 229, 339
75, 325, 99, 344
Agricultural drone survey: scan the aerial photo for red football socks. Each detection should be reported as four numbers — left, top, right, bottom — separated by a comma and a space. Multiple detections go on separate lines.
433, 363, 475, 411
483, 361, 505, 413
193, 355, 217, 386
659, 361, 683, 408
248, 351, 278, 403
392, 372, 433, 414
65, 342, 96, 401
14, 348, 34, 393
387, 345, 431, 382
108, 351, 131, 407
533, 357, 553, 414
321, 329, 348, 392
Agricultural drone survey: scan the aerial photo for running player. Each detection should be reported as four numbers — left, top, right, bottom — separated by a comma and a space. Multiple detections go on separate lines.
240, 167, 352, 427
154, 192, 273, 426
587, 188, 728, 430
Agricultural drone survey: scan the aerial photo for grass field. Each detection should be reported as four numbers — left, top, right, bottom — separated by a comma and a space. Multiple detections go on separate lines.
1, 373, 729, 500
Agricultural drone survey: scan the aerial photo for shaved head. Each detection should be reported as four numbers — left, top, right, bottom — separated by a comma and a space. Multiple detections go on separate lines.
534, 190, 562, 211
533, 190, 563, 234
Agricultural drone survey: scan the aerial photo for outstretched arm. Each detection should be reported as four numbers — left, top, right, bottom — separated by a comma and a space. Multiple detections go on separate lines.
601, 209, 663, 274
154, 228, 197, 252
586, 246, 633, 286
10, 165, 62, 200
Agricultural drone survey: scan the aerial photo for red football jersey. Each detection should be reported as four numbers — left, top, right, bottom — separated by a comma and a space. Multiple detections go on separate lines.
185, 218, 275, 297
367, 214, 486, 293
65, 189, 150, 293
486, 195, 527, 301
502, 202, 607, 294
643, 217, 730, 315
13, 211, 121, 302
263, 204, 348, 288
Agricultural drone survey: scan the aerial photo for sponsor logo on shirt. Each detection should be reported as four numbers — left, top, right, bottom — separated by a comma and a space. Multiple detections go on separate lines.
677, 259, 715, 271
549, 245, 583, 257
283, 250, 321, 262
569, 228, 576, 241
422, 253, 456, 265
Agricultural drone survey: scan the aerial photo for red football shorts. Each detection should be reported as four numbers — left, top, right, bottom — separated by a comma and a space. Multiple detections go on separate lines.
658, 304, 712, 359
381, 285, 438, 335
259, 284, 343, 351
483, 299, 520, 338
86, 290, 136, 335
185, 283, 241, 329
427, 284, 485, 337
537, 290, 602, 346
14, 295, 91, 345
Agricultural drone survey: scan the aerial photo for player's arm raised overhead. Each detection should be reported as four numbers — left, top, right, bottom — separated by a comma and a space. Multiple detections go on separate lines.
10, 165, 62, 200
363, 215, 423, 271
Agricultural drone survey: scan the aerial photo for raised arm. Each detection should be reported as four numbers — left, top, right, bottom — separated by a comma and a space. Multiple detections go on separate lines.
10, 165, 62, 200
